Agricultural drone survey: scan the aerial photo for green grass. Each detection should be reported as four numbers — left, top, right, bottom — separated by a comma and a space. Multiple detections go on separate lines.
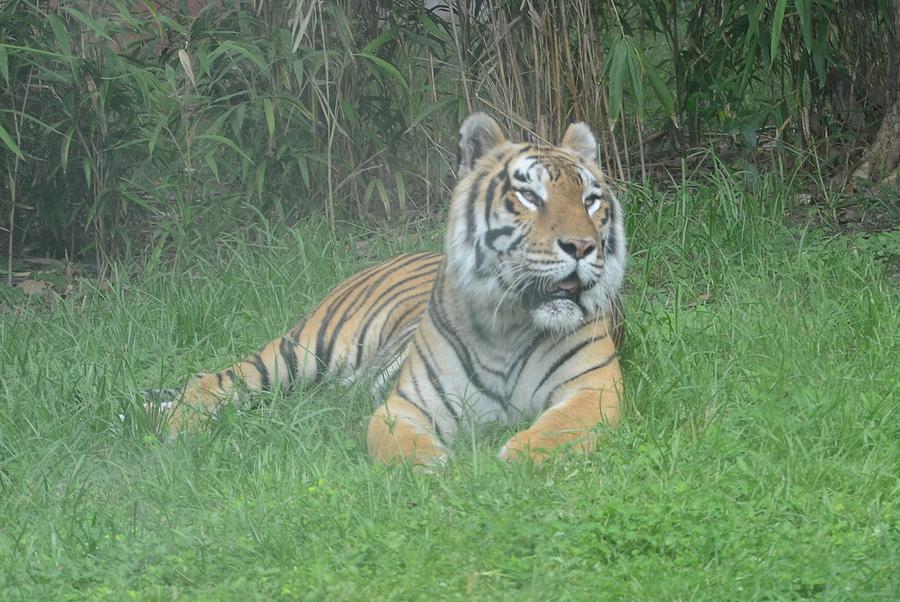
1, 178, 898, 600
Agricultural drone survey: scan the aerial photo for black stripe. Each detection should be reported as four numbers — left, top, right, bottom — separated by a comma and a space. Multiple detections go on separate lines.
319, 253, 439, 377
605, 202, 618, 257
279, 336, 299, 385
506, 332, 547, 387
465, 172, 487, 242
470, 136, 483, 167
467, 306, 493, 344
474, 239, 486, 274
427, 277, 505, 403
484, 226, 514, 250
351, 265, 441, 367
430, 301, 506, 385
545, 352, 618, 409
312, 259, 402, 381
287, 317, 308, 343
483, 164, 511, 231
414, 338, 459, 422
505, 233, 524, 253
482, 175, 498, 230
504, 197, 521, 215
395, 386, 444, 440
216, 372, 224, 390
378, 290, 433, 346
249, 353, 270, 391
535, 336, 599, 393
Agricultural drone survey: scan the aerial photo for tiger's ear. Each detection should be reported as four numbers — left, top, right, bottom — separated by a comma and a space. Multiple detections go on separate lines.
560, 122, 598, 163
458, 113, 506, 178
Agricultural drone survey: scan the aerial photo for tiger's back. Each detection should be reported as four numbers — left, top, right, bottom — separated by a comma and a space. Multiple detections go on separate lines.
168, 252, 439, 426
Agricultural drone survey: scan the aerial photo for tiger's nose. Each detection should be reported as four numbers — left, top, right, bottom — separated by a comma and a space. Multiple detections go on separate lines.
557, 237, 596, 260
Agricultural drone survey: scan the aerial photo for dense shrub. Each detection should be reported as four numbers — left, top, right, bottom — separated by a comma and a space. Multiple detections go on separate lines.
0, 1, 894, 263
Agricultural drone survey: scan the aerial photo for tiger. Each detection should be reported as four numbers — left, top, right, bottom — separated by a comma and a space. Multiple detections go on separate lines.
158, 113, 627, 468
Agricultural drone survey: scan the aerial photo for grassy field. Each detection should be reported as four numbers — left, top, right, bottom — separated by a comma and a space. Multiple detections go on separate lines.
1, 175, 898, 600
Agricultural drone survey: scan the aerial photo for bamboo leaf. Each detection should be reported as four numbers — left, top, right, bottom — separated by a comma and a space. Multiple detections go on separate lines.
233, 103, 246, 140
361, 27, 398, 55
296, 155, 310, 190
205, 151, 220, 182
82, 160, 92, 189
109, 0, 139, 30
812, 32, 827, 84
796, 0, 813, 52
358, 53, 409, 92
289, 0, 316, 53
263, 97, 275, 146
153, 14, 186, 36
642, 52, 675, 121
0, 122, 23, 159
63, 7, 114, 42
46, 15, 73, 58
177, 49, 196, 89
410, 97, 455, 129
770, 0, 788, 68
197, 134, 255, 163
210, 41, 269, 72
0, 45, 7, 84
418, 14, 448, 40
625, 41, 643, 119
607, 39, 627, 127
395, 172, 406, 212
363, 178, 377, 210
148, 120, 164, 156
255, 162, 266, 202
340, 99, 358, 127
375, 179, 391, 216
323, 4, 354, 52
60, 129, 73, 173
292, 58, 305, 89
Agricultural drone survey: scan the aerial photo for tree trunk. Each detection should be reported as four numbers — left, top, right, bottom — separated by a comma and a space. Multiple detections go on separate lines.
851, 0, 900, 183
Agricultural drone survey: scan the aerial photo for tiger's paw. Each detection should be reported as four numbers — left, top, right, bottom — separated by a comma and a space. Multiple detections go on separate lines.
139, 377, 222, 438
412, 448, 450, 474
156, 400, 207, 438
370, 430, 450, 473
498, 429, 593, 463
367, 415, 450, 472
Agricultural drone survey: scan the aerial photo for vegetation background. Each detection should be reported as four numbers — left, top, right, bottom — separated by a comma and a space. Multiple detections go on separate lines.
0, 1, 897, 599
1, 0, 897, 270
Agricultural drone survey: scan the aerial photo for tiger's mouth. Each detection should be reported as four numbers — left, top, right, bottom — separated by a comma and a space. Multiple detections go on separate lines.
522, 272, 584, 309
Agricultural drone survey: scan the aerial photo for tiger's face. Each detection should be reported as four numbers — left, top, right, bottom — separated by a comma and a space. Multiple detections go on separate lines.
447, 114, 626, 333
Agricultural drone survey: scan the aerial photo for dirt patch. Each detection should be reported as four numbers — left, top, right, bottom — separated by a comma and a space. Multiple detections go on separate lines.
786, 181, 900, 287
0, 257, 102, 310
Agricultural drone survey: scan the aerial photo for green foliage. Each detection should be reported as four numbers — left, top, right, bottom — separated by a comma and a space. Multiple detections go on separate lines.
631, 0, 894, 147
0, 1, 894, 261
0, 1, 465, 259
0, 178, 897, 598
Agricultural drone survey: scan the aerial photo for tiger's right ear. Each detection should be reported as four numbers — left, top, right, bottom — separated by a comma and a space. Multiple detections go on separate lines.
457, 113, 506, 178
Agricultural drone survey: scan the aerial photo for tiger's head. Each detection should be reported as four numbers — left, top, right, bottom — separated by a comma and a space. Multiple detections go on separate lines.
446, 113, 626, 333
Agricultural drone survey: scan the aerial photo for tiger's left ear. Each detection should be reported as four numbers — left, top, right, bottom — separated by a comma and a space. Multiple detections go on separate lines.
560, 122, 598, 163
458, 113, 507, 178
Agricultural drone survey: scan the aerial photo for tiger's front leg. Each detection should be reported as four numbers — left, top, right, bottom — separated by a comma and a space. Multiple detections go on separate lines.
366, 393, 450, 471
499, 356, 623, 463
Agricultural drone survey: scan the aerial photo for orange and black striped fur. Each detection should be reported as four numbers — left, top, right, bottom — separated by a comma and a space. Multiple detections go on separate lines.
161, 113, 627, 466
